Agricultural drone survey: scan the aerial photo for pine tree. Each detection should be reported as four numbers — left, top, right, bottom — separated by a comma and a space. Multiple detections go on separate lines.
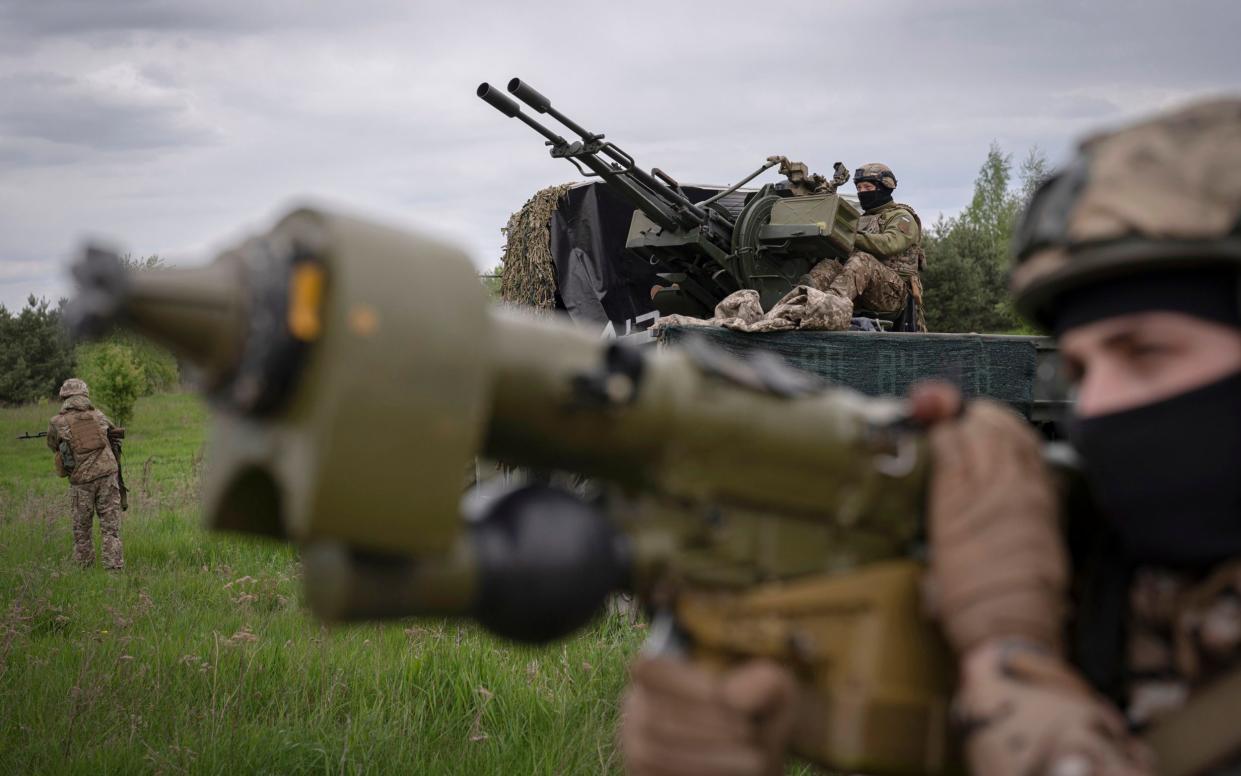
0, 296, 76, 405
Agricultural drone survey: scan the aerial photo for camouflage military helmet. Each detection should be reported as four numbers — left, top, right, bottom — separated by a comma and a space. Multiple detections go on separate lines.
853, 163, 897, 190
59, 378, 89, 398
1011, 98, 1241, 328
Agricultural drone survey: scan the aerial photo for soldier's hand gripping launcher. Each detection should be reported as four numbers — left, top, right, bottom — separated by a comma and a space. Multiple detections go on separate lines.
69, 208, 953, 774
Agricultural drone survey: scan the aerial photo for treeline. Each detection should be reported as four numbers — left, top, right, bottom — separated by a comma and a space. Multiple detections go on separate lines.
0, 256, 178, 424
921, 144, 1048, 334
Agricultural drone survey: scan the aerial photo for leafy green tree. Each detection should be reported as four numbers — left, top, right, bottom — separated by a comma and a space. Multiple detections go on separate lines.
1017, 146, 1051, 205
959, 142, 1020, 257
922, 143, 1049, 333
922, 219, 998, 333
78, 342, 145, 426
480, 264, 503, 300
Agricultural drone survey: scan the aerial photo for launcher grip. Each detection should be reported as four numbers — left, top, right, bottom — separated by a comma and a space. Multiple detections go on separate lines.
672, 562, 958, 774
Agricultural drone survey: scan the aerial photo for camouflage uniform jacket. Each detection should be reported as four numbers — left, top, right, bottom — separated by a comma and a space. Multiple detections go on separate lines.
1124, 560, 1241, 729
46, 396, 118, 485
854, 201, 926, 277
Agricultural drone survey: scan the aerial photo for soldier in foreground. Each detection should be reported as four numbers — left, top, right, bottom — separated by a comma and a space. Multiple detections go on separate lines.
622, 99, 1241, 775
46, 378, 125, 570
798, 162, 928, 330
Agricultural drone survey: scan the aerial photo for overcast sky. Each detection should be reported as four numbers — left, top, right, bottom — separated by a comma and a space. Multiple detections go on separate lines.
1, 0, 1238, 309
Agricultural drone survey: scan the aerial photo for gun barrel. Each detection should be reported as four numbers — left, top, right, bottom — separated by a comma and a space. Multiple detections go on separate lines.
507, 78, 596, 141
493, 78, 719, 233
506, 78, 551, 113
476, 81, 521, 117
476, 83, 567, 146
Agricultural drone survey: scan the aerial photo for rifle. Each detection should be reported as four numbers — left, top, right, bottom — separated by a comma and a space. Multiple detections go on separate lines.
16, 431, 48, 440
478, 79, 860, 317
67, 208, 950, 774
108, 427, 129, 511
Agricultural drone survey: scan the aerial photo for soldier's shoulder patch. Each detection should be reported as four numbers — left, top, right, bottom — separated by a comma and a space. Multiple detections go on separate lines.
886, 211, 915, 234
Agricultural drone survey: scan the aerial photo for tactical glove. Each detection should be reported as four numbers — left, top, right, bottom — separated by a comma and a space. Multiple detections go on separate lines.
923, 392, 1068, 655
957, 641, 1155, 776
620, 656, 797, 776
913, 384, 1154, 775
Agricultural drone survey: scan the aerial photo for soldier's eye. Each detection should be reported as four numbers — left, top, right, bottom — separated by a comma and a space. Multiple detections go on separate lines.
1059, 356, 1083, 385
1124, 342, 1174, 364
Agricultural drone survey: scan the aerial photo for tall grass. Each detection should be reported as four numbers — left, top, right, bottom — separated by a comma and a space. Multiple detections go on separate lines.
1, 394, 645, 774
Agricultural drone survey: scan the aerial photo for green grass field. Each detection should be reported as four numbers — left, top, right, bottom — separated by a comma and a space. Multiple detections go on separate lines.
0, 393, 645, 774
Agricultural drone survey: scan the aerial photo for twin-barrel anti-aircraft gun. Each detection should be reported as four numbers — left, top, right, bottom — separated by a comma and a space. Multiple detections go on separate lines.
477, 78, 862, 318
62, 80, 1064, 774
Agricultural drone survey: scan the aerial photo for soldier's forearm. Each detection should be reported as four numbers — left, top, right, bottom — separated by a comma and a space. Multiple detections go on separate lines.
855, 230, 914, 258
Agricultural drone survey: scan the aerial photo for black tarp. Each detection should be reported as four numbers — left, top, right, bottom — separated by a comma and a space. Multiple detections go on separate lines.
550, 182, 732, 338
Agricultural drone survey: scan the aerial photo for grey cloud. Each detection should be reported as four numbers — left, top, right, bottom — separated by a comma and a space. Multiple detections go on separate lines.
1036, 94, 1122, 122
0, 260, 58, 282
0, 1, 236, 36
0, 271, 66, 310
0, 67, 217, 165
0, 136, 84, 169
0, 0, 413, 42
0, 0, 1238, 311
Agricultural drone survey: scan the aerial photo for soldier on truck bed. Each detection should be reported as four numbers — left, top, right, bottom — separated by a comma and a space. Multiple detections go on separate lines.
797, 162, 928, 331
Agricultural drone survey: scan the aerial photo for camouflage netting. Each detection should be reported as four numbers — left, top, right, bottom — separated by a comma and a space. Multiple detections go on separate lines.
659, 326, 1041, 416
499, 183, 576, 309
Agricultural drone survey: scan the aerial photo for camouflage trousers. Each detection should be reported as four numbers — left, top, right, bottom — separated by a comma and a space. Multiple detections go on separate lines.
70, 474, 124, 570
801, 252, 909, 315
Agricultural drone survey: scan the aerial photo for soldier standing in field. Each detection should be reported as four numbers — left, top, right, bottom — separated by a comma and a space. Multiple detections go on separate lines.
799, 163, 928, 330
46, 378, 125, 570
621, 99, 1241, 775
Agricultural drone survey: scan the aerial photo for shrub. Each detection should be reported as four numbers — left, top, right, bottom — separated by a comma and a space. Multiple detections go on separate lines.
79, 343, 145, 426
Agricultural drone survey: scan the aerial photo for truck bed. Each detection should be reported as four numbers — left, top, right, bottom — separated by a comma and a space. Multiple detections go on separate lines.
654, 326, 1068, 426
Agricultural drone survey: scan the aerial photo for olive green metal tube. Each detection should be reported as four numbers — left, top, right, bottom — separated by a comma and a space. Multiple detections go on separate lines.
69, 206, 928, 624
121, 258, 247, 382
483, 309, 928, 525
301, 540, 477, 621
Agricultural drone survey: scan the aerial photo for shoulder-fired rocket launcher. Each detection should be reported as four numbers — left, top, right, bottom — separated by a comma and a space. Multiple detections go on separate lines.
68, 208, 951, 773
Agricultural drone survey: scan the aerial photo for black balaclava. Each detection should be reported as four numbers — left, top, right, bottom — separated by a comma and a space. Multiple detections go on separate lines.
1054, 268, 1241, 567
857, 187, 893, 212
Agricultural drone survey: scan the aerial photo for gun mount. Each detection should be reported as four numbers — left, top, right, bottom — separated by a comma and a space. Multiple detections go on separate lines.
478, 78, 861, 317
